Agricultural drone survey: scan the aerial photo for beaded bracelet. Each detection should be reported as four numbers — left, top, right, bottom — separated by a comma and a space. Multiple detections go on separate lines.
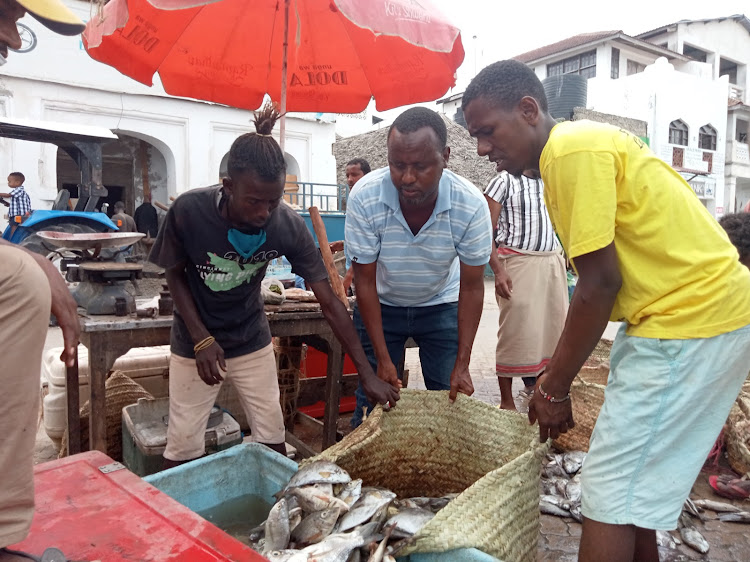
193, 336, 216, 353
538, 383, 571, 403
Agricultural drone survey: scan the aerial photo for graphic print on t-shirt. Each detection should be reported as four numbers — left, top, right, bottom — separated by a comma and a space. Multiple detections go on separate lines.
200, 252, 267, 292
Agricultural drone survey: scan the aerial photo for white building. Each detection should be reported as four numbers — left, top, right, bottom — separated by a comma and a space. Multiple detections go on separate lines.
436, 16, 750, 217
1, 0, 338, 214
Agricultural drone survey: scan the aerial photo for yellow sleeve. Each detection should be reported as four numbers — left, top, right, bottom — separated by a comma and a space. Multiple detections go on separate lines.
544, 150, 617, 260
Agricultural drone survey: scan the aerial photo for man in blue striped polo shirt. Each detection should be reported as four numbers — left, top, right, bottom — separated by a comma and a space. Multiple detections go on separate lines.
345, 107, 493, 427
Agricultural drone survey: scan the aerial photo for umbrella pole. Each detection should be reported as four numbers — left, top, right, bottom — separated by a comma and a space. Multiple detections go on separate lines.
279, 0, 290, 152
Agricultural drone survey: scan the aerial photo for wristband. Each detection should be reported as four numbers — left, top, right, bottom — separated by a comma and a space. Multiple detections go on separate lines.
538, 383, 570, 403
193, 336, 216, 353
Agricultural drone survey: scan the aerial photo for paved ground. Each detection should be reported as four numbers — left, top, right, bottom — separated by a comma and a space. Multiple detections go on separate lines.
34, 279, 745, 561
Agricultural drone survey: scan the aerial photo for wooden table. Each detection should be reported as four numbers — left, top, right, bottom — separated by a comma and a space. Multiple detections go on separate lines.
67, 305, 344, 456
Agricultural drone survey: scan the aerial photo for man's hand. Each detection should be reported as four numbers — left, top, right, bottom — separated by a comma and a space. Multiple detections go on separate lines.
527, 374, 576, 442
448, 365, 474, 402
342, 267, 354, 293
195, 342, 227, 386
494, 267, 513, 300
361, 372, 400, 407
377, 360, 402, 390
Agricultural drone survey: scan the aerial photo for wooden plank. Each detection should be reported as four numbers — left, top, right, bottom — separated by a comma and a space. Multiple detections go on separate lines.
297, 373, 359, 407
308, 207, 348, 307
285, 431, 317, 459
323, 341, 344, 449
66, 352, 81, 455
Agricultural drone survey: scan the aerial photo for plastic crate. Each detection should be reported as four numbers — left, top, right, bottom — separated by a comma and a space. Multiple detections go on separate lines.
123, 397, 242, 477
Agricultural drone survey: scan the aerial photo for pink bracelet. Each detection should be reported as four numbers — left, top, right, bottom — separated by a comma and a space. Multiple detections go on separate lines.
538, 383, 570, 403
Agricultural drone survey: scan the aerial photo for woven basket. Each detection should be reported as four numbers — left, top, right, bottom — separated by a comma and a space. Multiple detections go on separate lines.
553, 376, 606, 453
59, 371, 154, 460
725, 379, 750, 475
583, 338, 612, 368
274, 337, 304, 430
307, 390, 546, 561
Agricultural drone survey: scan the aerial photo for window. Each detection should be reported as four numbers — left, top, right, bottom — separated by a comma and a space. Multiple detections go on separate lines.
683, 44, 708, 63
699, 124, 717, 151
669, 120, 689, 146
611, 48, 620, 79
547, 50, 597, 79
627, 60, 646, 75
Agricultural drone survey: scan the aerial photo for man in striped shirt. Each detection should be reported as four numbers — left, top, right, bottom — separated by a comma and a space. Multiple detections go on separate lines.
345, 107, 492, 427
485, 170, 568, 410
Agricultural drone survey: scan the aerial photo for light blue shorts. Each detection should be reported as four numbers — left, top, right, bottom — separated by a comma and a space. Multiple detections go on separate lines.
581, 323, 750, 530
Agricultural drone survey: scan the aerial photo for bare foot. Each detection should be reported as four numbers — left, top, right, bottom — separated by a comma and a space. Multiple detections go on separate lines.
499, 399, 518, 411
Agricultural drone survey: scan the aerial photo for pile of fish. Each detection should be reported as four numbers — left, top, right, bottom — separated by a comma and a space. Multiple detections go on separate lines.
541, 451, 750, 557
539, 450, 585, 522
251, 460, 457, 562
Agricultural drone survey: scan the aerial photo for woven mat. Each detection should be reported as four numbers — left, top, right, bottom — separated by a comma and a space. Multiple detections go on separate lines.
583, 338, 612, 368
307, 389, 547, 562
59, 371, 153, 460
552, 366, 608, 453
274, 337, 304, 430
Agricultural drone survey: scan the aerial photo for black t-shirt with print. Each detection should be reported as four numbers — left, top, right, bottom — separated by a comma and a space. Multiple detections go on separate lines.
149, 185, 328, 359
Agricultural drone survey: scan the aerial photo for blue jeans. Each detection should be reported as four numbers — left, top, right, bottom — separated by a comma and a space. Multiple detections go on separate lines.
351, 302, 459, 428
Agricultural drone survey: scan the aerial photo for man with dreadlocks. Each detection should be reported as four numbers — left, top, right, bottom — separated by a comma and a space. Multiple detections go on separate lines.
150, 103, 400, 466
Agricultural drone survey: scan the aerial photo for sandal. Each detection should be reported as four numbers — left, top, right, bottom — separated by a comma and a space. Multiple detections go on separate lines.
709, 474, 750, 500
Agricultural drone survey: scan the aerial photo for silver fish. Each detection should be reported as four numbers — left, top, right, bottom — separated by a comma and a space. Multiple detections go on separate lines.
348, 548, 362, 562
540, 500, 571, 518
265, 498, 291, 553
337, 479, 363, 508
266, 550, 308, 562
290, 483, 351, 513
292, 507, 342, 547
656, 530, 677, 549
384, 508, 435, 539
286, 461, 352, 490
678, 514, 709, 554
249, 523, 265, 543
540, 494, 571, 511
718, 510, 750, 523
301, 522, 381, 562
542, 459, 569, 480
562, 451, 586, 475
568, 502, 583, 523
338, 490, 397, 532
693, 499, 741, 513
289, 507, 304, 534
682, 498, 706, 521
565, 480, 582, 504
366, 523, 395, 562
540, 477, 567, 497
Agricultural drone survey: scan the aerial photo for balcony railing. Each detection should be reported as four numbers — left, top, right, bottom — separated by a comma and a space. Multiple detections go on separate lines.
729, 84, 745, 103
727, 139, 750, 165
284, 181, 347, 212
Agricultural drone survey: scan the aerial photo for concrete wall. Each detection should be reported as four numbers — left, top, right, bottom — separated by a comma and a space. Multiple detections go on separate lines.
0, 0, 338, 209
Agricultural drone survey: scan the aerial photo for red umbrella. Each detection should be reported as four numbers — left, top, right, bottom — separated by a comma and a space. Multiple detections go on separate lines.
83, 0, 464, 115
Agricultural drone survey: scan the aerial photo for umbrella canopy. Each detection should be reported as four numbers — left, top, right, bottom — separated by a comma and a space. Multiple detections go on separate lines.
83, 0, 465, 113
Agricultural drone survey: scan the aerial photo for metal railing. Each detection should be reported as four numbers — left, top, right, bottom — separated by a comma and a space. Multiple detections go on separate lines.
284, 181, 347, 212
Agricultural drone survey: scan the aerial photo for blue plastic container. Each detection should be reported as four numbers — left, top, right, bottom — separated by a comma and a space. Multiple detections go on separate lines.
144, 444, 500, 562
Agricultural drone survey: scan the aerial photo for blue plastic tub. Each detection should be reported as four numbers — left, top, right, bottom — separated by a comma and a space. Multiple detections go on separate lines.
144, 443, 500, 562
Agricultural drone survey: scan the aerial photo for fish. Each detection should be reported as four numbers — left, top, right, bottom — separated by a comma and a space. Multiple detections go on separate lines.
266, 550, 308, 562
300, 522, 381, 562
682, 498, 706, 521
286, 461, 352, 490
393, 496, 450, 512
289, 483, 351, 513
289, 507, 304, 533
337, 479, 363, 508
384, 508, 435, 539
249, 523, 265, 543
568, 502, 583, 523
562, 451, 586, 475
718, 511, 750, 523
693, 499, 741, 513
565, 480, 582, 504
338, 489, 397, 532
291, 507, 343, 547
540, 494, 571, 511
265, 498, 291, 553
540, 500, 571, 518
542, 458, 569, 480
366, 523, 395, 562
540, 477, 567, 497
656, 530, 677, 549
678, 513, 709, 554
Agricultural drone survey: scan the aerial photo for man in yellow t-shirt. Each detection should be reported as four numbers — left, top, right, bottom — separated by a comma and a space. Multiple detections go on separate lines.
463, 59, 750, 562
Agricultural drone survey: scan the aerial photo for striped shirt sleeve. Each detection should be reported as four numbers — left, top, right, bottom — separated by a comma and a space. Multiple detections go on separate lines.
484, 173, 509, 204
455, 202, 493, 267
344, 190, 380, 265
